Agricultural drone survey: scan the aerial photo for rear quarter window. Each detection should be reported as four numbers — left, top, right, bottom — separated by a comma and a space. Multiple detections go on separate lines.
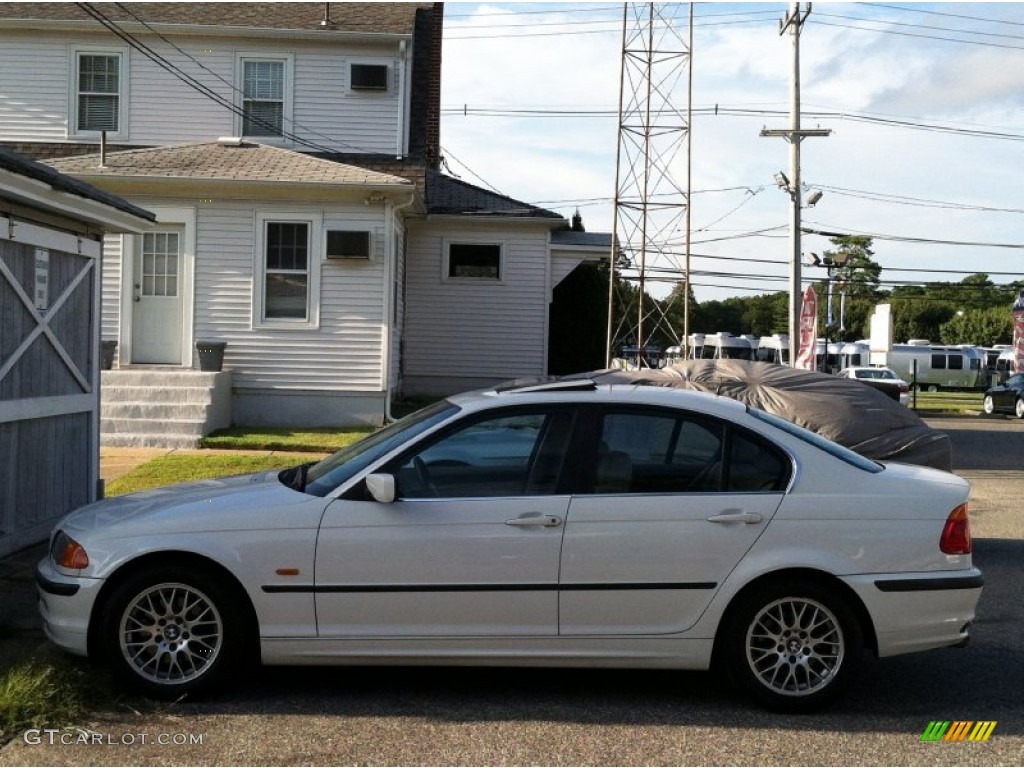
748, 408, 883, 473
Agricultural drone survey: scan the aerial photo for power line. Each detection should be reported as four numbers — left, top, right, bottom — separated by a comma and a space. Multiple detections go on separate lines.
815, 10, 1024, 44
811, 19, 1024, 51
857, 3, 1024, 29
802, 225, 1024, 249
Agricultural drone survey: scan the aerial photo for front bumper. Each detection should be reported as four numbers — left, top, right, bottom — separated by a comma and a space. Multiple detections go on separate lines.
844, 568, 983, 657
35, 557, 104, 657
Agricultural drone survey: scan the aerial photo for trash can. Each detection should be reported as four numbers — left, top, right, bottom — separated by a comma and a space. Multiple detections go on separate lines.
196, 341, 227, 372
100, 340, 117, 370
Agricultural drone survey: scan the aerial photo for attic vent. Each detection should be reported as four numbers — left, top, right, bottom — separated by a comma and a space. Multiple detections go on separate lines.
351, 64, 388, 91
326, 230, 371, 259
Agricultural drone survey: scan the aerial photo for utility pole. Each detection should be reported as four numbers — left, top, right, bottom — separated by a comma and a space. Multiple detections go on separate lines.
760, 2, 829, 367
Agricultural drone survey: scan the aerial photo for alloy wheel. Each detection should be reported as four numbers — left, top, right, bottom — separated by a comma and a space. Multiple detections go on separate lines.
118, 582, 223, 686
744, 596, 844, 697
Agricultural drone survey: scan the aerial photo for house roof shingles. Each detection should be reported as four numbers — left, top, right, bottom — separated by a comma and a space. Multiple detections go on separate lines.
0, 3, 427, 35
46, 142, 414, 188
426, 171, 563, 219
0, 145, 155, 222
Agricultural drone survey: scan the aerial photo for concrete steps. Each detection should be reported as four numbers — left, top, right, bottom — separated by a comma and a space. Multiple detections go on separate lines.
100, 369, 231, 448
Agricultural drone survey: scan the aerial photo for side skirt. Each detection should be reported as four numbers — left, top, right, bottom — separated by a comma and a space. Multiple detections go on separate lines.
259, 636, 714, 670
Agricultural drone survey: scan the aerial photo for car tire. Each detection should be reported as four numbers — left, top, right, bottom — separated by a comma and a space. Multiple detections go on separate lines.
97, 565, 246, 699
926, 384, 940, 393
1016, 398, 1024, 420
983, 395, 995, 415
721, 579, 863, 713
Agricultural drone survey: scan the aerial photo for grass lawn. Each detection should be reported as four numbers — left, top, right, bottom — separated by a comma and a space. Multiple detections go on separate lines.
909, 390, 986, 415
200, 426, 372, 453
106, 451, 327, 496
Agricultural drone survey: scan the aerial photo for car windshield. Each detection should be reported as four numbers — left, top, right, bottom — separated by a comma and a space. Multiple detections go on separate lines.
748, 408, 884, 473
297, 400, 460, 497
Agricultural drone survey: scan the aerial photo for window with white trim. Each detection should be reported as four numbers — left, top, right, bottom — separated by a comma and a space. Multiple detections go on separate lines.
237, 55, 293, 139
72, 48, 127, 135
445, 242, 503, 281
254, 213, 321, 328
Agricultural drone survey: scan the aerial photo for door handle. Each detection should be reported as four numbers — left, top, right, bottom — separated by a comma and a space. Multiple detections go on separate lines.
707, 510, 763, 525
505, 515, 562, 528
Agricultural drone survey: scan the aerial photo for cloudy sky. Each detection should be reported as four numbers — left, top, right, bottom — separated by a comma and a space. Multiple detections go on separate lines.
438, 2, 1024, 304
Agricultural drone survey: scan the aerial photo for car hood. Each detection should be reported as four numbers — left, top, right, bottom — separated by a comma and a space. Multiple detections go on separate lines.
59, 471, 310, 536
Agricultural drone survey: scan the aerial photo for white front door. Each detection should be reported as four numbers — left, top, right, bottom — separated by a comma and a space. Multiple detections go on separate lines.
131, 229, 184, 364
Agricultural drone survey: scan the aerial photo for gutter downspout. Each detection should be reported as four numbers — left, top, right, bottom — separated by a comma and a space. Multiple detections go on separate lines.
383, 191, 417, 423
396, 40, 408, 159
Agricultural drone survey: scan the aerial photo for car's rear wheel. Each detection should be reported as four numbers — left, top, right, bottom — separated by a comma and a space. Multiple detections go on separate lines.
97, 566, 244, 699
721, 580, 863, 713
983, 395, 995, 415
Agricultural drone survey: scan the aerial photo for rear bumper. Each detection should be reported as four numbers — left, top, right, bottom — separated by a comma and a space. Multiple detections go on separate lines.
844, 569, 983, 657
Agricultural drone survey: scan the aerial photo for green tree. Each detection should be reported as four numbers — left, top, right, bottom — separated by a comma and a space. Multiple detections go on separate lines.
824, 235, 881, 299
891, 298, 956, 343
939, 307, 1014, 346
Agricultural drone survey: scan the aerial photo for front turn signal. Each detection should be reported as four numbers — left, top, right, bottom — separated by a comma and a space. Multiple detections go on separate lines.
940, 504, 972, 555
54, 532, 90, 570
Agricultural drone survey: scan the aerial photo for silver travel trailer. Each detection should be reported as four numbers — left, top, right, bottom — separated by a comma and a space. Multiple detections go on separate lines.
755, 334, 789, 365
837, 341, 871, 369
689, 332, 756, 361
884, 342, 986, 391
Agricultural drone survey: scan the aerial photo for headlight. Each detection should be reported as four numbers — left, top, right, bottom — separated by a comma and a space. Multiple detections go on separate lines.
52, 531, 89, 570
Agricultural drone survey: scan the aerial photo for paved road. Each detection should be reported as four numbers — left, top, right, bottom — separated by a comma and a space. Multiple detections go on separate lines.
2, 417, 1021, 766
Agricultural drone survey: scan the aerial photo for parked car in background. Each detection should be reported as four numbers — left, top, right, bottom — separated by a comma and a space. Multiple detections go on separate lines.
837, 366, 911, 406
982, 372, 1024, 418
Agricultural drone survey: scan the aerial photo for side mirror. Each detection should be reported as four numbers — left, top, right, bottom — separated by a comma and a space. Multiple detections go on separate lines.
365, 473, 396, 504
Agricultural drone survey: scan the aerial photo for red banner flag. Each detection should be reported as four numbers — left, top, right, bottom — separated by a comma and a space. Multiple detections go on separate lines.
795, 285, 818, 370
1013, 289, 1024, 374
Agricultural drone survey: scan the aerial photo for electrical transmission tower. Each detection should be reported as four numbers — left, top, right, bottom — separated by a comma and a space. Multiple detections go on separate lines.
607, 2, 693, 368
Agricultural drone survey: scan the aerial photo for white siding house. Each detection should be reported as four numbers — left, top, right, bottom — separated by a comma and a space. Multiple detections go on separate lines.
0, 3, 611, 436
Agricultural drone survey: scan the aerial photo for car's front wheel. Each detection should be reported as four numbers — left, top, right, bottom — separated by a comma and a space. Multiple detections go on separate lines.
97, 565, 245, 699
1016, 398, 1024, 419
721, 580, 863, 713
983, 395, 995, 415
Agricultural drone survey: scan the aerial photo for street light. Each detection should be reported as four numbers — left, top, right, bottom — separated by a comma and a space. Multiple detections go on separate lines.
804, 251, 849, 372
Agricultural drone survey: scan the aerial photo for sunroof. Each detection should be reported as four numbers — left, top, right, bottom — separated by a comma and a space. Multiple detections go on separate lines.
494, 377, 598, 394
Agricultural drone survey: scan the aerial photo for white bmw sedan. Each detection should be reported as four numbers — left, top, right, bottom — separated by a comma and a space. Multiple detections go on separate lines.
37, 381, 982, 712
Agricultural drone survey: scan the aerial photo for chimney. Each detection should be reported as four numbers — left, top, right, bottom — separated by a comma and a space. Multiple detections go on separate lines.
425, 2, 443, 170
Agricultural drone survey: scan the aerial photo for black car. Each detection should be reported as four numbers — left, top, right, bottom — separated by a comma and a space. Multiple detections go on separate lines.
983, 372, 1024, 419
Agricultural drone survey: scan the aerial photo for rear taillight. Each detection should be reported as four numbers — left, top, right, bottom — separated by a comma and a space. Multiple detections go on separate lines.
940, 504, 972, 555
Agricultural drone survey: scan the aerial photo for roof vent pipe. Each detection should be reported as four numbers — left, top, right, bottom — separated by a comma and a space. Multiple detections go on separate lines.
320, 2, 334, 28
99, 131, 106, 168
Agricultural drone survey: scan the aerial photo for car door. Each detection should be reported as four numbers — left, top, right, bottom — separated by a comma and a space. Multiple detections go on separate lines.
996, 374, 1023, 410
315, 406, 576, 637
559, 406, 790, 636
